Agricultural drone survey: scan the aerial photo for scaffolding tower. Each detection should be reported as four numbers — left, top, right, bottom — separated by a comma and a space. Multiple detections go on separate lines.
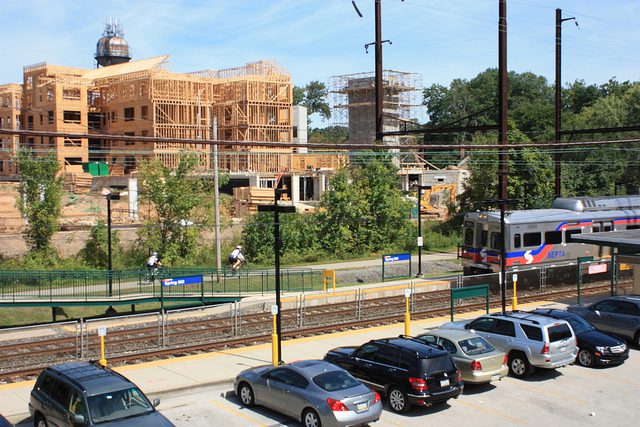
329, 70, 423, 146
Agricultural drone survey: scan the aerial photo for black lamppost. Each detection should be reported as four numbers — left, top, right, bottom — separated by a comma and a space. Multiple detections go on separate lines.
483, 198, 518, 312
258, 188, 295, 363
414, 185, 430, 277
103, 189, 126, 298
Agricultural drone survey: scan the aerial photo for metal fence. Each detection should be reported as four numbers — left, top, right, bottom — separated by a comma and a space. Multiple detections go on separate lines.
0, 267, 322, 301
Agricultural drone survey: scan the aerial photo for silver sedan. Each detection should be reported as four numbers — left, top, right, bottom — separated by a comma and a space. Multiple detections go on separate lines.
234, 360, 382, 427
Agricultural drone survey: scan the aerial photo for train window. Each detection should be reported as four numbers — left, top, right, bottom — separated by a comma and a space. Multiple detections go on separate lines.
604, 225, 612, 232
523, 232, 541, 247
514, 234, 521, 248
464, 228, 474, 245
481, 230, 488, 246
545, 231, 562, 244
566, 229, 582, 243
490, 232, 501, 249
592, 224, 600, 232
626, 225, 640, 230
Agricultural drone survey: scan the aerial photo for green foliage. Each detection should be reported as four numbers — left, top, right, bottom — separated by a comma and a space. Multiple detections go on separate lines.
309, 126, 348, 144
241, 157, 414, 262
137, 154, 214, 265
319, 158, 414, 255
17, 151, 63, 255
296, 80, 331, 122
79, 220, 121, 268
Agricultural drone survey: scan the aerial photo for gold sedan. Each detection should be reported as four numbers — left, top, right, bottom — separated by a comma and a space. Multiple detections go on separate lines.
415, 329, 509, 384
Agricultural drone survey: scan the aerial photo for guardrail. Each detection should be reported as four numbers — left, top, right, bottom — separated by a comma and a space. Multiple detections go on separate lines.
0, 267, 322, 301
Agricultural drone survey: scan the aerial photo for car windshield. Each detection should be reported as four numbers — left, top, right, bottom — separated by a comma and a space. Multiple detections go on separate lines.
564, 315, 595, 334
313, 370, 361, 392
458, 336, 495, 355
88, 387, 153, 423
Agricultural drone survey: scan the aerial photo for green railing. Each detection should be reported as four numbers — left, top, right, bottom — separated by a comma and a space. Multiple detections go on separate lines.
0, 267, 322, 301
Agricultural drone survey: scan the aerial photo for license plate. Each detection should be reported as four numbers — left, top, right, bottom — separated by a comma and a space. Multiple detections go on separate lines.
356, 402, 368, 412
491, 374, 500, 381
560, 346, 566, 352
440, 379, 450, 387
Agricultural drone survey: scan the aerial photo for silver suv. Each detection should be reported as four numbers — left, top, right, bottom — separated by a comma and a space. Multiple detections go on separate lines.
441, 311, 578, 378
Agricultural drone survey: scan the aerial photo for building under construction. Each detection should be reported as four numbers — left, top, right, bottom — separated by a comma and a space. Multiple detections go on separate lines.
0, 21, 346, 211
329, 70, 423, 146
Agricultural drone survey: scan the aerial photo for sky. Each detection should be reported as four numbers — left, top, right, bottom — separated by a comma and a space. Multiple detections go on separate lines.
2, 0, 639, 124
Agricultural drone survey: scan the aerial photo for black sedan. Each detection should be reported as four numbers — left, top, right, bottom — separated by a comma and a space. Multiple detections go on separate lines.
532, 309, 628, 367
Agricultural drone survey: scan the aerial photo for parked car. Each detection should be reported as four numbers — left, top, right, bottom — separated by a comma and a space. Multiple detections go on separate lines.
415, 329, 508, 384
440, 311, 578, 378
568, 295, 640, 347
29, 361, 173, 427
234, 359, 382, 427
323, 336, 462, 413
0, 414, 11, 427
531, 308, 628, 367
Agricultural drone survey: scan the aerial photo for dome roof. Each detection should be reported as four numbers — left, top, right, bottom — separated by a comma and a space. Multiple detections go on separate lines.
95, 20, 132, 67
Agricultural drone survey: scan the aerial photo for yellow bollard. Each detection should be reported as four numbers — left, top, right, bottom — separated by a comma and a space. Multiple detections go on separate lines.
404, 289, 411, 336
512, 274, 518, 311
271, 313, 279, 366
98, 327, 107, 367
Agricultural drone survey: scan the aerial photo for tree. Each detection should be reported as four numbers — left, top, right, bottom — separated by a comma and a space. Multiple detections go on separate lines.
319, 158, 413, 255
17, 151, 63, 256
295, 81, 331, 122
137, 154, 214, 264
79, 220, 121, 268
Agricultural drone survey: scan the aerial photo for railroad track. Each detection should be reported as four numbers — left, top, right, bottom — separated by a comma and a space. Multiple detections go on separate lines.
0, 281, 628, 382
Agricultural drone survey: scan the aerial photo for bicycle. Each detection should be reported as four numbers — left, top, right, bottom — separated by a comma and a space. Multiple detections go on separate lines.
145, 264, 163, 285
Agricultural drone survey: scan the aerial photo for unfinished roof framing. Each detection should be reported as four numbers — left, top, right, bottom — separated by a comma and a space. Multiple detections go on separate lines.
12, 56, 295, 176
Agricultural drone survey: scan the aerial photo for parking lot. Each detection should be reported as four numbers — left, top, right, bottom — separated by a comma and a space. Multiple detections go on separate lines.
148, 349, 639, 427
7, 298, 639, 427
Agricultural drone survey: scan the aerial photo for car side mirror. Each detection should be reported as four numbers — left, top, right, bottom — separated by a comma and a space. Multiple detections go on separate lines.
152, 398, 160, 408
71, 414, 86, 425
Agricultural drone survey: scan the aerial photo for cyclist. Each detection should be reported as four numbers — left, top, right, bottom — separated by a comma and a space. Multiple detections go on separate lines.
228, 246, 246, 270
145, 252, 162, 283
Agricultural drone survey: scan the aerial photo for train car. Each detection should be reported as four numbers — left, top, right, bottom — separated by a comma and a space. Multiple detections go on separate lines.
460, 196, 640, 276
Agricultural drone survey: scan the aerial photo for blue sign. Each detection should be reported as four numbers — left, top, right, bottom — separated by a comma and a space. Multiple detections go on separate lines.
162, 275, 203, 287
383, 253, 411, 263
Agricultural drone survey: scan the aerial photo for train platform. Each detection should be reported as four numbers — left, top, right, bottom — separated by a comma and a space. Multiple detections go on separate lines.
0, 298, 563, 425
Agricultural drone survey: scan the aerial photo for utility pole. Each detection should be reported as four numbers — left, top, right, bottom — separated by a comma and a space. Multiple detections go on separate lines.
555, 8, 577, 198
375, 0, 383, 142
498, 0, 508, 312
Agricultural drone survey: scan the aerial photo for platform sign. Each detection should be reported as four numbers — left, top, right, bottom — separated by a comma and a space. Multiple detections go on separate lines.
161, 275, 203, 287
382, 253, 412, 281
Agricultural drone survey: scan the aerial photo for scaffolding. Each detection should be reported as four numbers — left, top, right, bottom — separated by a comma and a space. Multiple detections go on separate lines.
329, 70, 423, 146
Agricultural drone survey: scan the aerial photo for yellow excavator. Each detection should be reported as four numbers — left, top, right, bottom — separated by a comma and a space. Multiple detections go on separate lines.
419, 184, 457, 220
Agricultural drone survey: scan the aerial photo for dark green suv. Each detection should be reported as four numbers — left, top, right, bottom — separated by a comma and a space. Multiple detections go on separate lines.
29, 361, 174, 427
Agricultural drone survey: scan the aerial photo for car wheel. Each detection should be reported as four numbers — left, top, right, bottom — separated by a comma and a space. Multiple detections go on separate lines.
237, 382, 255, 407
388, 387, 410, 413
508, 352, 532, 378
302, 408, 322, 427
34, 414, 48, 427
577, 349, 595, 367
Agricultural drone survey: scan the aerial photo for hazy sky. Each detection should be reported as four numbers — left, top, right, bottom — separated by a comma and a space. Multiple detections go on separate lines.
2, 1, 639, 113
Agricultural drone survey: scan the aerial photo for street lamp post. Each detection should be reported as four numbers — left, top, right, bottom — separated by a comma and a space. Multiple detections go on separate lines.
103, 189, 127, 299
258, 188, 295, 364
414, 185, 430, 277
483, 198, 518, 312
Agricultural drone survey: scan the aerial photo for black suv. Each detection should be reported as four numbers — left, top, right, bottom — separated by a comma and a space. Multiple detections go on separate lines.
29, 361, 174, 427
323, 336, 462, 413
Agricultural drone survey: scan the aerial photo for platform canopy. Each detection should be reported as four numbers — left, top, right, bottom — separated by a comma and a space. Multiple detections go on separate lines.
572, 229, 640, 255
